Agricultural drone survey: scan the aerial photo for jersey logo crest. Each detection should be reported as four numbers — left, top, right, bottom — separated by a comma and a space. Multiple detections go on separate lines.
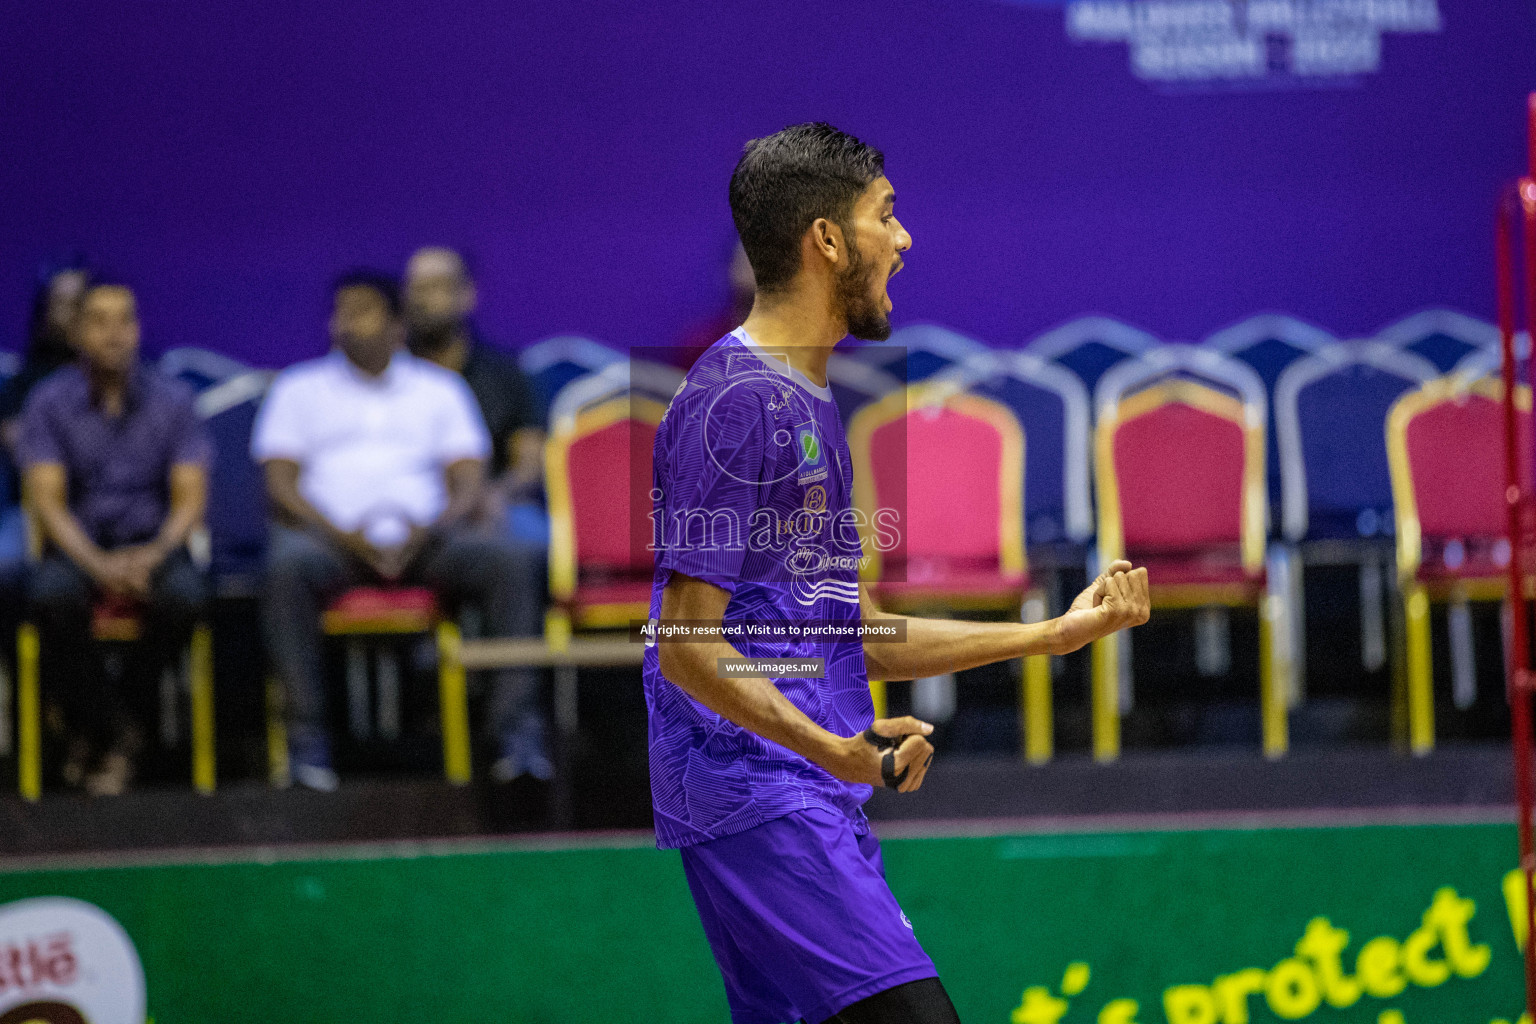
798, 427, 822, 465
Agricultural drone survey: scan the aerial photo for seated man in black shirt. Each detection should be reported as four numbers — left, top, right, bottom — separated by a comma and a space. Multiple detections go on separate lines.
404, 247, 550, 781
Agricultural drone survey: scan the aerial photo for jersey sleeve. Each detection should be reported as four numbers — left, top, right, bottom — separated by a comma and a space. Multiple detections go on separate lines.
434, 374, 492, 464
250, 371, 309, 462
654, 388, 771, 591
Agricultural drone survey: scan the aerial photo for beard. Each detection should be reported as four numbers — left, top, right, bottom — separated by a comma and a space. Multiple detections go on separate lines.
835, 239, 893, 342
405, 316, 460, 357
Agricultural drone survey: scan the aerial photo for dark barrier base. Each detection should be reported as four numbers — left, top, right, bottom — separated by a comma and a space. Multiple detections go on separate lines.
864, 742, 1515, 824
0, 742, 1514, 859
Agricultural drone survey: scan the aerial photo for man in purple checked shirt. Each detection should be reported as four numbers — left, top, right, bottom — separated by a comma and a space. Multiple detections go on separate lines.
645, 123, 1151, 1024
19, 282, 211, 796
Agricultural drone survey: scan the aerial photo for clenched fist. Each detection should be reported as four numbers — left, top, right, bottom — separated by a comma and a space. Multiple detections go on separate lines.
831, 716, 935, 794
1050, 559, 1151, 655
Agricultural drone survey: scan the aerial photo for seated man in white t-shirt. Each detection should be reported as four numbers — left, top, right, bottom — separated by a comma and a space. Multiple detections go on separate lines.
252, 270, 548, 792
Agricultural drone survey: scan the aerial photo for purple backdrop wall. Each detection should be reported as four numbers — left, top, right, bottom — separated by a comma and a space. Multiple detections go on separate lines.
1, 2, 1532, 366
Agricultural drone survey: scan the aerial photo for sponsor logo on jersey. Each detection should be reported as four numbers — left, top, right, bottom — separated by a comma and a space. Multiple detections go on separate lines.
803, 485, 827, 513
797, 427, 822, 465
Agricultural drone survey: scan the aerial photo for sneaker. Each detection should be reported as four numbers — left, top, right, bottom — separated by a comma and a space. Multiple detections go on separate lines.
491, 717, 554, 782
85, 751, 135, 798
289, 731, 339, 793
292, 761, 340, 793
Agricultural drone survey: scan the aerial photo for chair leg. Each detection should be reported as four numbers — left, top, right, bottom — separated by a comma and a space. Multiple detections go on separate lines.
160, 666, 180, 748
1404, 582, 1435, 756
545, 608, 572, 653
868, 679, 887, 720
376, 648, 402, 741
1266, 544, 1304, 707
1360, 553, 1388, 673
1091, 635, 1120, 762
1194, 606, 1231, 677
1447, 589, 1476, 711
346, 641, 371, 740
436, 621, 471, 785
1117, 628, 1134, 714
0, 652, 11, 759
190, 623, 215, 794
553, 662, 578, 830
265, 676, 290, 789
17, 623, 39, 801
1260, 592, 1289, 759
1021, 592, 1051, 764
1023, 655, 1052, 765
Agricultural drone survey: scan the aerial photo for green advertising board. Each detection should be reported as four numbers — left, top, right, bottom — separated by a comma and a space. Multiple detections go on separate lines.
0, 820, 1526, 1023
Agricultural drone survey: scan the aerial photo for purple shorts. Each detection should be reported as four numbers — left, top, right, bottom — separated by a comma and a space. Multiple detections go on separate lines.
679, 806, 937, 1024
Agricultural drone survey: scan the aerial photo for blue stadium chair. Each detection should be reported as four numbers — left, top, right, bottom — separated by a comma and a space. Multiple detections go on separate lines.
1205, 314, 1335, 392
826, 354, 902, 423
1206, 314, 1336, 530
194, 371, 274, 592
1375, 309, 1500, 374
518, 336, 624, 414
850, 323, 988, 384
1025, 316, 1159, 399
546, 358, 683, 435
1274, 341, 1439, 681
1277, 342, 1441, 545
931, 350, 1092, 550
159, 347, 250, 392
1449, 330, 1529, 383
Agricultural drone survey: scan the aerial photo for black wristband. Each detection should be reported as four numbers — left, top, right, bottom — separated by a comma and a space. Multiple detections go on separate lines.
862, 728, 908, 790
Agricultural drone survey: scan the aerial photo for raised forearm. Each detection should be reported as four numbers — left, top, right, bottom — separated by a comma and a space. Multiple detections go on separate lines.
862, 611, 1059, 681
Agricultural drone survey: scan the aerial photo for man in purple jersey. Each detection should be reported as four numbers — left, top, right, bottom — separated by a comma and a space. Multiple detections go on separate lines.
645, 123, 1151, 1024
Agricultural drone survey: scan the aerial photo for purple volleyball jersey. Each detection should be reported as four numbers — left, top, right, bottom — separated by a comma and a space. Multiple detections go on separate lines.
644, 328, 876, 849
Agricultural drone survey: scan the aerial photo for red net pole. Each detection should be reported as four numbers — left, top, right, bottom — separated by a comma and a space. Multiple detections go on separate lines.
1502, 175, 1536, 1019
1499, 190, 1536, 1019
1529, 91, 1536, 182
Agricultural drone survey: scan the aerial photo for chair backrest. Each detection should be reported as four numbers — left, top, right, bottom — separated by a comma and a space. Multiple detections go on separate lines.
1376, 309, 1501, 374
1451, 331, 1530, 383
160, 347, 252, 391
851, 324, 989, 384
519, 335, 625, 412
1026, 315, 1160, 399
1275, 342, 1439, 542
1204, 314, 1335, 382
929, 350, 1093, 544
1388, 375, 1533, 578
546, 394, 665, 600
826, 353, 903, 423
849, 384, 1024, 583
1095, 346, 1267, 572
199, 371, 274, 579
1205, 314, 1335, 519
547, 359, 683, 436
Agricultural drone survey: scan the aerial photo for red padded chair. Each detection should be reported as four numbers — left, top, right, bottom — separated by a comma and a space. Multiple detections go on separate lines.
1387, 374, 1533, 755
546, 395, 665, 637
264, 584, 472, 787
850, 382, 1051, 760
16, 525, 215, 802
1093, 347, 1293, 761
